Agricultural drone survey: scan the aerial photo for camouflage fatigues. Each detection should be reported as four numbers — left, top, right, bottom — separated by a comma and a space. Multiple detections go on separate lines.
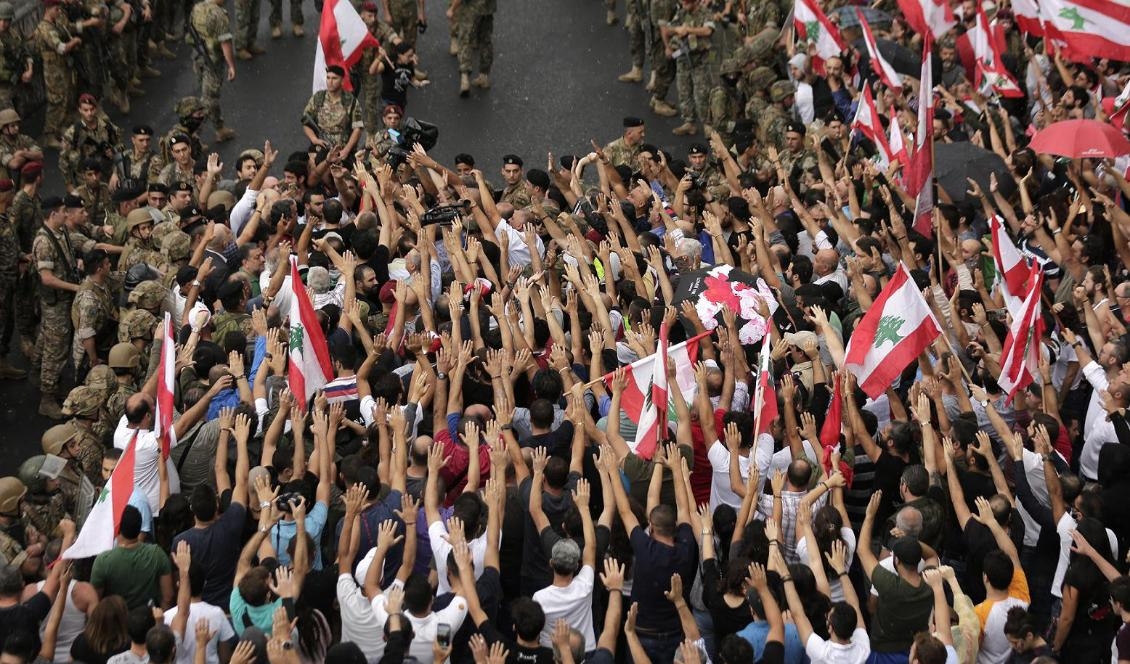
71, 277, 117, 370
119, 237, 161, 272
358, 23, 398, 132
268, 0, 302, 29
233, 0, 260, 50
623, 0, 645, 69
301, 90, 364, 149
119, 147, 165, 184
22, 493, 68, 538
670, 3, 714, 124
118, 308, 157, 344
455, 0, 493, 75
0, 527, 25, 567
0, 27, 30, 111
603, 136, 640, 169
758, 104, 790, 150
55, 460, 95, 527
708, 84, 740, 139
387, 0, 418, 47
648, 0, 677, 100
500, 180, 531, 208
104, 382, 136, 434
779, 147, 817, 177
160, 119, 206, 164
75, 182, 112, 226
190, 0, 231, 131
212, 310, 251, 347
0, 133, 40, 182
158, 161, 197, 196
60, 117, 123, 191
34, 14, 77, 140
32, 224, 79, 397
10, 191, 40, 346
0, 212, 17, 356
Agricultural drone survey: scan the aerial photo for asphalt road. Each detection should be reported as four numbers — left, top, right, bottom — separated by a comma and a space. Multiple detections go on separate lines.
1, 0, 703, 474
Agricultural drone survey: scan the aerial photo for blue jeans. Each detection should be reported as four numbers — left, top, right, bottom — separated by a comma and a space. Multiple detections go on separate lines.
636, 629, 684, 664
692, 607, 716, 663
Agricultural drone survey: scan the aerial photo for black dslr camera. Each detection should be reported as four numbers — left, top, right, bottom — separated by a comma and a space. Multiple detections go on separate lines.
387, 117, 440, 169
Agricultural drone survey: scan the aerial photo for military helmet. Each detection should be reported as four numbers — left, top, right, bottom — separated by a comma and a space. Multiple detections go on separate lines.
128, 280, 166, 310
0, 477, 25, 515
0, 108, 19, 127
126, 207, 153, 231
62, 385, 101, 418
123, 263, 160, 292
747, 66, 777, 92
41, 422, 79, 456
770, 80, 796, 103
161, 230, 192, 263
118, 309, 158, 343
174, 96, 204, 120
85, 364, 116, 394
0, 3, 15, 21
18, 456, 50, 495
108, 341, 142, 368
720, 59, 742, 76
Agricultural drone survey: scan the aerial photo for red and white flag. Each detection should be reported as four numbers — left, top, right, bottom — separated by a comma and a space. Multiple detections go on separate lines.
1040, 0, 1130, 62
793, 0, 845, 74
1013, 0, 1044, 35
969, 6, 1024, 98
897, 0, 955, 39
852, 86, 894, 169
1109, 79, 1130, 127
155, 312, 176, 458
908, 35, 935, 237
888, 115, 909, 172
998, 262, 1046, 401
753, 344, 778, 435
288, 256, 334, 412
312, 0, 380, 92
63, 432, 138, 559
845, 263, 942, 398
990, 215, 1029, 315
858, 9, 902, 91
603, 332, 710, 459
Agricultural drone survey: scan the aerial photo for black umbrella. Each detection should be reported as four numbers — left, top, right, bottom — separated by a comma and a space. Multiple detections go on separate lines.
934, 141, 1017, 205
831, 5, 891, 28
852, 37, 935, 79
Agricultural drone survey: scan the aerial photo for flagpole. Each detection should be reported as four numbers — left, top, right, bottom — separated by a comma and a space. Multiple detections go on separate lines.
751, 344, 768, 441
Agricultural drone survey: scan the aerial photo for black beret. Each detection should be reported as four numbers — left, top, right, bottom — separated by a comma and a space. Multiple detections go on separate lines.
63, 194, 84, 209
179, 206, 202, 222
132, 125, 154, 136
785, 121, 806, 136
171, 181, 193, 193
501, 154, 523, 167
40, 195, 64, 211
169, 134, 191, 147
688, 143, 708, 155
623, 116, 644, 128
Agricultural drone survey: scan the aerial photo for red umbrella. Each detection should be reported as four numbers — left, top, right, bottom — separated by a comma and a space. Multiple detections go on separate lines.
1028, 119, 1130, 159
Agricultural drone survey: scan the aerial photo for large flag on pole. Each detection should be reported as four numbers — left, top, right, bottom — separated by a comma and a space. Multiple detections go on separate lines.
990, 215, 1029, 316
998, 262, 1046, 401
969, 6, 1024, 98
888, 114, 909, 174
155, 312, 176, 458
63, 432, 138, 559
845, 263, 942, 398
908, 35, 936, 237
897, 0, 955, 39
753, 344, 777, 436
288, 256, 334, 412
1039, 0, 1130, 62
1013, 0, 1044, 34
857, 9, 902, 91
603, 332, 710, 459
793, 0, 846, 74
853, 86, 895, 169
312, 0, 380, 92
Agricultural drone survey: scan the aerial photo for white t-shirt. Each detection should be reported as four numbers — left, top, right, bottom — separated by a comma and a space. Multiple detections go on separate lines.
1052, 513, 1119, 598
163, 601, 235, 664
532, 565, 596, 652
976, 597, 1029, 664
336, 574, 386, 663
428, 520, 490, 595
796, 529, 857, 603
707, 440, 751, 511
804, 629, 870, 664
371, 580, 468, 664
113, 418, 181, 514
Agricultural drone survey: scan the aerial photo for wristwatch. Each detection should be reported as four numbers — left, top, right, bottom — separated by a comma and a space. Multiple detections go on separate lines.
436, 372, 448, 381
978, 399, 989, 408
500, 423, 514, 431
191, 279, 201, 288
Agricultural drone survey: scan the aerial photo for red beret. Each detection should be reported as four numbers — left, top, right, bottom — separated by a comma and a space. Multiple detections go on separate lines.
379, 280, 397, 304
20, 161, 42, 178
0, 179, 13, 193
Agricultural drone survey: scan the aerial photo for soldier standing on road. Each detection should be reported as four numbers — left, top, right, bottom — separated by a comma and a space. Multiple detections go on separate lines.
0, 178, 24, 382
448, 0, 492, 96
71, 248, 116, 381
383, 0, 423, 49
190, 0, 236, 144
0, 2, 34, 113
603, 116, 646, 169
233, 0, 265, 60
33, 196, 81, 419
302, 66, 365, 162
10, 162, 42, 363
74, 161, 112, 227
616, 0, 646, 85
645, 0, 678, 118
359, 2, 400, 133
160, 97, 208, 164
664, 0, 714, 136
35, 0, 82, 149
0, 109, 42, 183
268, 0, 303, 39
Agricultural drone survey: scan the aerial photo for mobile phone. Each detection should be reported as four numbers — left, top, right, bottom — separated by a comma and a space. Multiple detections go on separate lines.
436, 623, 451, 649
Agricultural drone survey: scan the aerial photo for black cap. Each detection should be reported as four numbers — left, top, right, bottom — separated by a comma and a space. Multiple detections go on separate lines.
623, 116, 644, 128
688, 143, 708, 155
326, 64, 345, 77
63, 194, 84, 209
501, 154, 523, 167
169, 133, 191, 147
205, 204, 228, 223
112, 183, 144, 202
179, 206, 202, 223
171, 181, 193, 193
784, 121, 806, 136
132, 125, 154, 136
40, 195, 64, 212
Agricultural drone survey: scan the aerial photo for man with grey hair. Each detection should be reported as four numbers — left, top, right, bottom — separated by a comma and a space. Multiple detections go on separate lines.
673, 236, 704, 273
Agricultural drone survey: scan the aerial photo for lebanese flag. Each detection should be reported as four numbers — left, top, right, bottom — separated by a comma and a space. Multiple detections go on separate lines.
1013, 0, 1044, 35
793, 0, 845, 75
753, 344, 777, 435
1109, 79, 1130, 127
858, 9, 902, 91
852, 86, 894, 169
897, 0, 956, 39
603, 332, 710, 459
155, 313, 176, 458
646, 321, 671, 460
969, 6, 1024, 98
818, 377, 854, 485
312, 0, 380, 92
63, 432, 138, 559
907, 35, 935, 237
288, 256, 334, 412
998, 263, 1046, 401
888, 115, 909, 173
845, 263, 942, 398
1040, 0, 1130, 62
990, 215, 1029, 316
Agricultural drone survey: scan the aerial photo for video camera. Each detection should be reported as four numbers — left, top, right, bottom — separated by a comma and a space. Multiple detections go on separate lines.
387, 117, 440, 169
422, 200, 472, 226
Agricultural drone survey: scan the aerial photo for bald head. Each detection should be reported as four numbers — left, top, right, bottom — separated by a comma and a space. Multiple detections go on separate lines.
894, 506, 923, 538
814, 249, 839, 277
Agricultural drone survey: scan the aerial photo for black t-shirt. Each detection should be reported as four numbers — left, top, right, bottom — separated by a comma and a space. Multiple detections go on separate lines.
0, 592, 51, 652
518, 472, 580, 593
380, 63, 415, 108
70, 633, 128, 664
873, 451, 908, 527
475, 618, 555, 664
172, 502, 248, 606
436, 567, 503, 664
629, 523, 699, 633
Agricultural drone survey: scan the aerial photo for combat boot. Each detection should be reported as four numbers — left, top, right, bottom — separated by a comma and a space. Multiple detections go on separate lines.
38, 396, 63, 420
606, 9, 617, 24
157, 43, 176, 59
142, 65, 162, 77
43, 137, 61, 150
271, 24, 283, 38
216, 127, 236, 142
237, 48, 253, 60
672, 122, 697, 136
472, 73, 490, 88
249, 44, 267, 54
645, 70, 656, 91
449, 37, 458, 55
618, 66, 642, 83
292, 23, 304, 36
650, 96, 677, 117
459, 73, 471, 97
0, 359, 26, 380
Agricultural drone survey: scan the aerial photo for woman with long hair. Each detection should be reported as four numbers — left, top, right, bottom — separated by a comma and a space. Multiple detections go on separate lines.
69, 596, 129, 664
1051, 516, 1117, 663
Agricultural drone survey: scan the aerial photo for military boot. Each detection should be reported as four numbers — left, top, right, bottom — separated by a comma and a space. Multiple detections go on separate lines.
292, 23, 304, 36
449, 37, 458, 55
472, 73, 490, 88
606, 9, 617, 24
459, 73, 471, 97
249, 44, 267, 54
157, 43, 176, 59
216, 127, 236, 142
271, 24, 283, 38
672, 122, 697, 136
0, 359, 26, 380
645, 70, 656, 92
38, 396, 63, 420
237, 48, 253, 60
618, 66, 642, 83
650, 96, 677, 117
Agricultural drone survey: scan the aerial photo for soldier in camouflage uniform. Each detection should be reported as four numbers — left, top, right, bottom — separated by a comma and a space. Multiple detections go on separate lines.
664, 0, 714, 136
105, 342, 140, 428
33, 197, 81, 419
0, 178, 23, 381
450, 0, 493, 95
34, 0, 82, 149
232, 0, 265, 59
0, 1, 34, 112
603, 116, 646, 169
646, 0, 678, 117
59, 95, 123, 193
686, 142, 725, 193
741, 65, 776, 121
190, 0, 237, 143
707, 58, 743, 140
74, 160, 113, 226
71, 248, 116, 378
384, 0, 422, 48
616, 0, 646, 84
18, 455, 71, 537
84, 363, 117, 443
0, 477, 28, 569
302, 66, 365, 157
41, 416, 99, 513
759, 80, 795, 150
158, 135, 198, 195
358, 3, 400, 133
119, 208, 161, 271
0, 110, 41, 183
778, 120, 818, 184
268, 0, 303, 39
10, 162, 42, 362
117, 125, 164, 187
160, 98, 207, 164
499, 154, 531, 208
